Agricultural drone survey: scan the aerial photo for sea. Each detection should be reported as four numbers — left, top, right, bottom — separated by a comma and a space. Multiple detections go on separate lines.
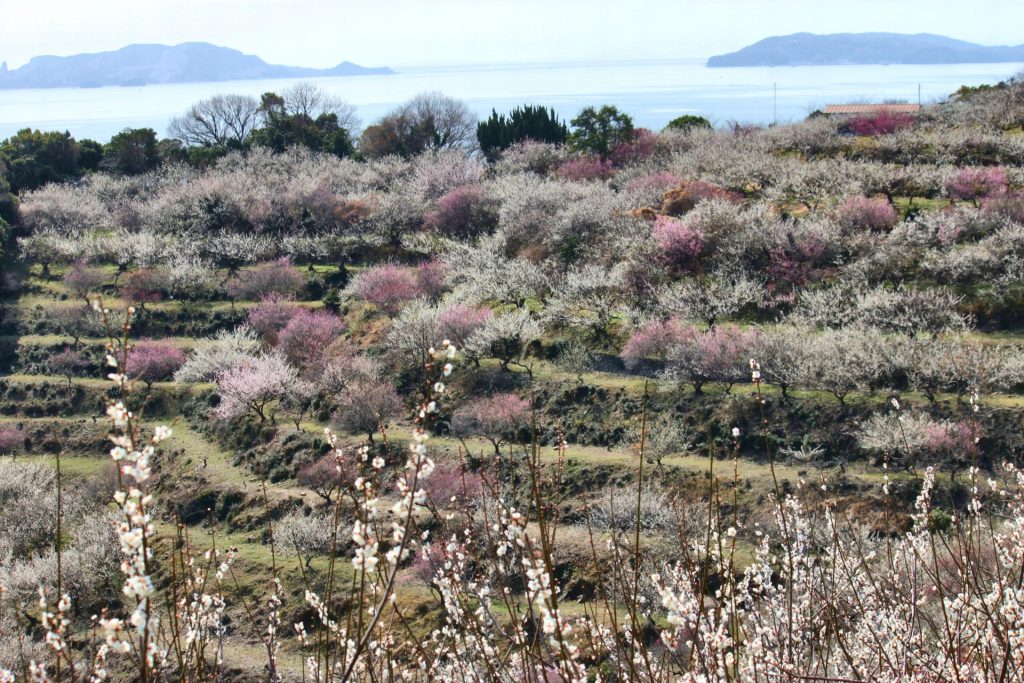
0, 58, 1021, 143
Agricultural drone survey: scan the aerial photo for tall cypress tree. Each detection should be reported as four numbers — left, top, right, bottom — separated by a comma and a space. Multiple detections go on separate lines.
477, 105, 568, 162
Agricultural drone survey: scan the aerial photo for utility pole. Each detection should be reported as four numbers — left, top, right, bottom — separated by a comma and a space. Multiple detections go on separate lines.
773, 82, 777, 126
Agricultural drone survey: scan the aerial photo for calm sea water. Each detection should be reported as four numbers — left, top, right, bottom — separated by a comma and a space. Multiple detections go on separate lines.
0, 59, 1021, 142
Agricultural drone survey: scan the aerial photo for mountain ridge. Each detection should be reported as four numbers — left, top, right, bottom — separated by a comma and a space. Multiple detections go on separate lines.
0, 42, 394, 89
707, 32, 1024, 67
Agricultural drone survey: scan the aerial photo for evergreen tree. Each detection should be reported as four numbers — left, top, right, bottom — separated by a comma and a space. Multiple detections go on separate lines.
250, 90, 355, 158
568, 105, 634, 158
0, 128, 81, 193
78, 139, 104, 172
102, 128, 161, 175
477, 105, 568, 161
664, 114, 713, 133
0, 158, 16, 227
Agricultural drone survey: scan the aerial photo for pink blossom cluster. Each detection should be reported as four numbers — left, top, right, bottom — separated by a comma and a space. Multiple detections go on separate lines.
923, 420, 981, 454
277, 308, 346, 370
422, 185, 498, 239
945, 166, 1008, 202
555, 155, 614, 182
624, 171, 682, 195
623, 319, 758, 392
247, 294, 301, 345
609, 128, 659, 166
226, 258, 306, 301
652, 214, 704, 268
125, 339, 186, 386
767, 246, 813, 289
450, 392, 531, 454
982, 192, 1024, 222
62, 260, 105, 302
835, 195, 899, 231
349, 261, 449, 313
46, 346, 90, 382
620, 317, 688, 369
0, 427, 25, 454
121, 267, 170, 305
845, 111, 916, 136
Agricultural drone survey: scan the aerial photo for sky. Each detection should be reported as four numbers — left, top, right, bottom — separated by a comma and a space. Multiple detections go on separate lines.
3, 0, 1024, 70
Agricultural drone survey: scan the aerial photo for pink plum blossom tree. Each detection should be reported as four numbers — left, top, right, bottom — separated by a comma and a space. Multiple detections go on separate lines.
125, 339, 187, 388
835, 195, 898, 231
46, 347, 90, 386
422, 185, 499, 239
0, 427, 25, 460
844, 111, 916, 136
214, 353, 298, 423
297, 453, 359, 504
247, 294, 301, 345
945, 166, 1008, 204
348, 263, 424, 314
438, 303, 493, 359
982, 192, 1024, 222
450, 393, 531, 456
277, 308, 346, 371
652, 215, 704, 271
62, 260, 106, 304
620, 317, 688, 370
555, 155, 614, 182
415, 258, 449, 301
121, 268, 170, 308
659, 324, 758, 394
226, 258, 306, 301
609, 128, 659, 166
331, 379, 403, 442
424, 459, 484, 508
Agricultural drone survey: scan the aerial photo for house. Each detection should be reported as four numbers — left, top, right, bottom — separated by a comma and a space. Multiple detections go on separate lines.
822, 103, 921, 116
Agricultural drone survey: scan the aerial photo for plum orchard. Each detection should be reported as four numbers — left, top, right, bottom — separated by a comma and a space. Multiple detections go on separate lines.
2, 80, 1024, 679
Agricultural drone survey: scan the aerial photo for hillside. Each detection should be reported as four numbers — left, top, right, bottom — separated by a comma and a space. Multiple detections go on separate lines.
0, 42, 393, 89
707, 31, 1024, 67
3, 80, 1024, 679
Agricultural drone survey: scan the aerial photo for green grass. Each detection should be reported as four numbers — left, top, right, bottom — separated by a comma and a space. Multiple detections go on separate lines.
3, 372, 115, 388
15, 334, 199, 349
1, 372, 199, 391
964, 329, 1024, 344
893, 196, 951, 216
164, 421, 255, 488
11, 454, 109, 478
16, 292, 326, 314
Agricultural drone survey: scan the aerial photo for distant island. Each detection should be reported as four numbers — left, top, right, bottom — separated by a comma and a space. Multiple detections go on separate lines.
707, 32, 1024, 67
0, 42, 393, 89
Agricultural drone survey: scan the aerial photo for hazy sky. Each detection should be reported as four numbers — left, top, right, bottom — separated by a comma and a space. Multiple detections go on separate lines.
3, 0, 1024, 69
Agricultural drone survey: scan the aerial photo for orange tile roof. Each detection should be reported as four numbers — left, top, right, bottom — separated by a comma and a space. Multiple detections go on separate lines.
823, 104, 922, 114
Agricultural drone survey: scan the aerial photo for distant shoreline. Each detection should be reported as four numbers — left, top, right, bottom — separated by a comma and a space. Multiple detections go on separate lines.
0, 42, 393, 90
708, 31, 1024, 68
